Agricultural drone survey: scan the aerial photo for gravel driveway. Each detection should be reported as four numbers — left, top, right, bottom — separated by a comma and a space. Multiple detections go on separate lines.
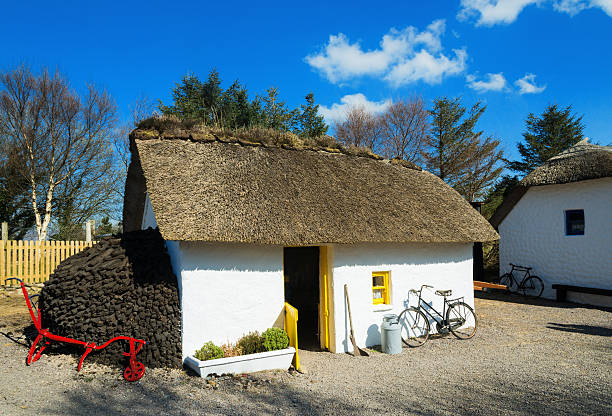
0, 289, 610, 416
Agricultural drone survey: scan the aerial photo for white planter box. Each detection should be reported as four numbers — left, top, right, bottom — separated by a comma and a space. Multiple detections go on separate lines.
184, 347, 295, 377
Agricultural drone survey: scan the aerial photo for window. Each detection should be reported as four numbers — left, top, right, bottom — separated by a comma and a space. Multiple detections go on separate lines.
372, 271, 390, 305
565, 210, 585, 236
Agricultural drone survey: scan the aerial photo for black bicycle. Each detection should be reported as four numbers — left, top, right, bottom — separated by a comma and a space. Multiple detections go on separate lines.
499, 264, 544, 298
398, 285, 478, 347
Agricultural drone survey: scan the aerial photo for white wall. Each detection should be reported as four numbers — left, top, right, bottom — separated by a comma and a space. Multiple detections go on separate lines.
172, 242, 285, 359
141, 193, 158, 229
330, 243, 474, 353
499, 178, 612, 302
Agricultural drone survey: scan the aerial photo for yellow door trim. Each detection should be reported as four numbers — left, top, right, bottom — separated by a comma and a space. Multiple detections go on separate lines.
320, 246, 330, 350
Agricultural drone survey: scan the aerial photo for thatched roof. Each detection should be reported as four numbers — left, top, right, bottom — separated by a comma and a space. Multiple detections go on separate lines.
124, 123, 498, 244
490, 140, 612, 228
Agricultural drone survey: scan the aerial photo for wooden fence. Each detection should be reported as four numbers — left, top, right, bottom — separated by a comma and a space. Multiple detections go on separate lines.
0, 240, 96, 286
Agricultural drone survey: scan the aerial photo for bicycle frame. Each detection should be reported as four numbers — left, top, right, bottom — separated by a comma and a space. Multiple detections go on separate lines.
506, 264, 532, 288
410, 285, 462, 328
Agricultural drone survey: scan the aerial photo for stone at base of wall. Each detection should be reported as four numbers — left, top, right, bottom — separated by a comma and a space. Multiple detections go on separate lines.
184, 347, 295, 377
567, 291, 612, 308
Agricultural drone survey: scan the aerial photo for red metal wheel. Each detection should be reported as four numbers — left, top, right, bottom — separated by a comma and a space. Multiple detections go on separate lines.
123, 361, 145, 382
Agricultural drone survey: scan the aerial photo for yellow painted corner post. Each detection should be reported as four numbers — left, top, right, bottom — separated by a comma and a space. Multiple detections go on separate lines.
284, 302, 299, 371
319, 246, 330, 350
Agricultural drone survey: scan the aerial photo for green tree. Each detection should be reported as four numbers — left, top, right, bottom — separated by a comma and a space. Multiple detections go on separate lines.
298, 92, 328, 138
423, 97, 503, 201
508, 104, 584, 176
481, 175, 520, 220
96, 216, 114, 236
423, 97, 485, 185
159, 73, 206, 120
457, 136, 505, 202
261, 87, 296, 131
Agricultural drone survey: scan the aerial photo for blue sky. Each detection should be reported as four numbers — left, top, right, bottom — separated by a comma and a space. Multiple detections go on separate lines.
2, 0, 611, 161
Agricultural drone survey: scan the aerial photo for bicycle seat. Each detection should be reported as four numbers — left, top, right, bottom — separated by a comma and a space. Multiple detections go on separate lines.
435, 289, 452, 297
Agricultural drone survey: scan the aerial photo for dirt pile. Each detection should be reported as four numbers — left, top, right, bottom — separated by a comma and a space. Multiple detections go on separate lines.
40, 228, 181, 368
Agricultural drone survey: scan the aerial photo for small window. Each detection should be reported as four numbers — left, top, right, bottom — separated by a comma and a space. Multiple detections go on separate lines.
372, 271, 390, 305
565, 210, 585, 236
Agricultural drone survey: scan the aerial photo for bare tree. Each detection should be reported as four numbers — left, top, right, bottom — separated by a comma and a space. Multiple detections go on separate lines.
334, 105, 383, 151
379, 97, 429, 163
0, 65, 118, 241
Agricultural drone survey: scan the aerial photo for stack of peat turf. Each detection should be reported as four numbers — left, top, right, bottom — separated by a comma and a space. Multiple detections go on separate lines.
40, 228, 181, 368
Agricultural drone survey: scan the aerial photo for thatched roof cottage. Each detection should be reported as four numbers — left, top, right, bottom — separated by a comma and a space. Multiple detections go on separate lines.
124, 121, 498, 357
491, 139, 612, 306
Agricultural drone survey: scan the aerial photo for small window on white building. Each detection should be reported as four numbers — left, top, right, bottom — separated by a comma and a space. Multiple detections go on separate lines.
565, 210, 584, 236
372, 271, 390, 305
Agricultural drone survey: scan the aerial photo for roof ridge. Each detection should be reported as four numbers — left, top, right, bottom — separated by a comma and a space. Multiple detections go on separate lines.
130, 127, 423, 171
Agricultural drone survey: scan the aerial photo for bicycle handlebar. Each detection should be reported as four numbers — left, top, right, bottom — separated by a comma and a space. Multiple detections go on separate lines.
410, 285, 434, 294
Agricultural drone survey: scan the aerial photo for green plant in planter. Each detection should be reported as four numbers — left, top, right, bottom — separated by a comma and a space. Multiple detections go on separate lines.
195, 341, 224, 361
262, 327, 290, 351
237, 331, 264, 355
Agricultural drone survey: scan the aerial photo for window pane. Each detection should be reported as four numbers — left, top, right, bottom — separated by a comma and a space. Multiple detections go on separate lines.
373, 275, 384, 287
565, 210, 584, 235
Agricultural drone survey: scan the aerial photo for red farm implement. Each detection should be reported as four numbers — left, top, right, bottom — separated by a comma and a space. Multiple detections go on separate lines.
7, 277, 147, 382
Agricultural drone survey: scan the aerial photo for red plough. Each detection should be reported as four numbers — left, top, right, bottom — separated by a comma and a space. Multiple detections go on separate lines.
7, 278, 147, 382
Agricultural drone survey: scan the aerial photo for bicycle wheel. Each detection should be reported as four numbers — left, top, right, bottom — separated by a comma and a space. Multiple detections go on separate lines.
398, 307, 430, 347
446, 302, 478, 340
520, 276, 544, 298
499, 273, 517, 292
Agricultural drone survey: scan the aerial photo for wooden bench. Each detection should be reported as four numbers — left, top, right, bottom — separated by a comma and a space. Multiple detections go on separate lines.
551, 284, 612, 302
474, 281, 508, 291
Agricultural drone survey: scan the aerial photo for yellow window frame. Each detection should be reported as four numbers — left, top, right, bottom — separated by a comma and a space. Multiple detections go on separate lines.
372, 271, 390, 305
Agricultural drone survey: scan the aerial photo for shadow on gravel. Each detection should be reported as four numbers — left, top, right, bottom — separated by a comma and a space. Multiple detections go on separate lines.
39, 377, 363, 416
547, 322, 612, 337
475, 291, 612, 311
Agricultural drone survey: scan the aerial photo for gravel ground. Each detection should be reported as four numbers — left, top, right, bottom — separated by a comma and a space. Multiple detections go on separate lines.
0, 288, 611, 416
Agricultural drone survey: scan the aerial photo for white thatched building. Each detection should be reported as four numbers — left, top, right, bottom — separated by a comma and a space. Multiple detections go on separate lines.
124, 120, 498, 358
491, 140, 612, 306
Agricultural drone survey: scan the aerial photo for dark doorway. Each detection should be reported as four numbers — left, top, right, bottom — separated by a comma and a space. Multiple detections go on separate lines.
283, 247, 319, 349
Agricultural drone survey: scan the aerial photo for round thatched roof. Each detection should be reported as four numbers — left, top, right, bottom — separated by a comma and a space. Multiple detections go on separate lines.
124, 125, 498, 244
490, 140, 612, 228
522, 139, 612, 186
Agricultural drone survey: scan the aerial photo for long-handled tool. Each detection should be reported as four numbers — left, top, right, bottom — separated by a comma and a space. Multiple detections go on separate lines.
344, 284, 369, 357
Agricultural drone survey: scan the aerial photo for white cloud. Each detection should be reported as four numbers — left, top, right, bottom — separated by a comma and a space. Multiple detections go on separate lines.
553, 0, 612, 15
318, 94, 391, 124
458, 0, 612, 26
306, 19, 467, 86
385, 49, 467, 86
515, 73, 547, 94
458, 0, 539, 26
466, 72, 508, 92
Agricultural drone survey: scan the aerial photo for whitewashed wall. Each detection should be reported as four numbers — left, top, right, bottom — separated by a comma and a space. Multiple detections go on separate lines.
173, 242, 285, 359
330, 243, 474, 353
499, 178, 612, 304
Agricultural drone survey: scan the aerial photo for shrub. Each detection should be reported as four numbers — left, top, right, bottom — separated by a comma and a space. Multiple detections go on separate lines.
194, 341, 224, 361
262, 327, 290, 351
221, 342, 243, 358
237, 331, 264, 355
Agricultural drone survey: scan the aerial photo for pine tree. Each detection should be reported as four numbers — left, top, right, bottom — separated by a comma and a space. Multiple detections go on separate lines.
423, 97, 503, 201
508, 104, 584, 175
298, 92, 328, 138
159, 73, 206, 120
423, 97, 485, 186
261, 87, 295, 131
